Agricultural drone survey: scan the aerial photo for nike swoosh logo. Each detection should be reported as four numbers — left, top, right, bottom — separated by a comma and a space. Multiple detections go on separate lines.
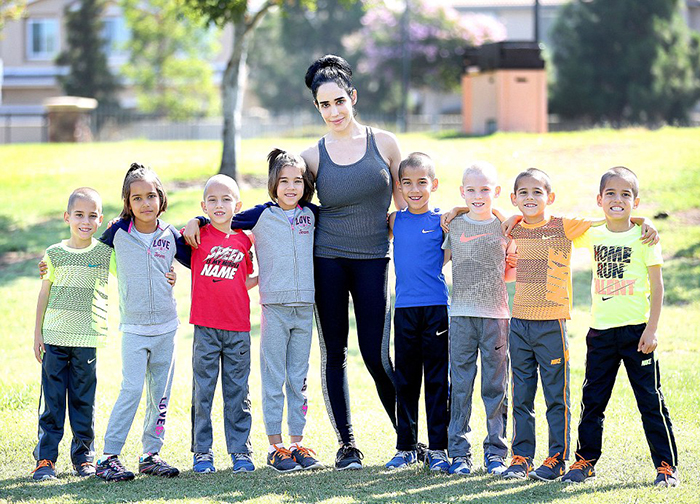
422, 229, 435, 234
212, 278, 225, 283
602, 296, 613, 301
88, 264, 99, 268
460, 233, 491, 243
88, 358, 96, 364
436, 329, 448, 336
495, 344, 505, 351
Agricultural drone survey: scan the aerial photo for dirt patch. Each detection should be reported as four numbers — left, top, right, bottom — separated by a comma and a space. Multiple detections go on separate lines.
167, 173, 267, 193
675, 208, 700, 225
0, 251, 42, 268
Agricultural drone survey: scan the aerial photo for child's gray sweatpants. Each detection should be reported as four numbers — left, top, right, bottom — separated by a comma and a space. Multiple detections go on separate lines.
448, 316, 510, 459
260, 304, 313, 436
191, 326, 252, 454
103, 329, 176, 455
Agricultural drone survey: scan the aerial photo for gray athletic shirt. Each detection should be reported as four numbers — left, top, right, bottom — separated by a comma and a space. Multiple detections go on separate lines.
314, 127, 393, 259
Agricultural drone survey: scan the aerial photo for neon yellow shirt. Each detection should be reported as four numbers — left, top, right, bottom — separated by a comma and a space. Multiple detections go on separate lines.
574, 225, 663, 330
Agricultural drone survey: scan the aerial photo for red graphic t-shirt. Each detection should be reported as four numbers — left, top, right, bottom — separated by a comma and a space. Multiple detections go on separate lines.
189, 225, 253, 331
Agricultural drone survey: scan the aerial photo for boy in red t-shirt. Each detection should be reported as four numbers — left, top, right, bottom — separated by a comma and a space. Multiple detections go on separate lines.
186, 175, 257, 474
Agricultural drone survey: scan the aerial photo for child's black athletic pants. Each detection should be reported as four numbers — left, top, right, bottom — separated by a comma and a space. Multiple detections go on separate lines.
575, 323, 678, 468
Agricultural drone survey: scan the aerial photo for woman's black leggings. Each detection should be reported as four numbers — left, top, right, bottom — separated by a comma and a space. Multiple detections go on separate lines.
314, 256, 397, 445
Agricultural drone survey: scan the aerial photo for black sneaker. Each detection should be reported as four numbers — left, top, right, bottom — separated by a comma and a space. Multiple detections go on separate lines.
530, 453, 565, 481
32, 460, 56, 481
335, 444, 363, 471
501, 455, 534, 480
561, 455, 596, 483
139, 453, 180, 478
96, 455, 135, 482
291, 446, 324, 470
654, 462, 679, 487
267, 447, 302, 473
416, 442, 428, 464
73, 461, 96, 477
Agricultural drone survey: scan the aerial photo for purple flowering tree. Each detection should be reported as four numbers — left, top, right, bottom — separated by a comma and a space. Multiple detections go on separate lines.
344, 0, 505, 112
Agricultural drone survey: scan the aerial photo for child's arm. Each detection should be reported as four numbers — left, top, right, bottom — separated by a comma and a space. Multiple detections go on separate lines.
630, 216, 659, 245
440, 206, 468, 233
443, 248, 451, 266
33, 280, 51, 363
504, 239, 517, 282
638, 265, 663, 354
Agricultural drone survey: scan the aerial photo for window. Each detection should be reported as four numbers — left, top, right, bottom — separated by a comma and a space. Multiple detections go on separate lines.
27, 19, 59, 60
102, 17, 130, 58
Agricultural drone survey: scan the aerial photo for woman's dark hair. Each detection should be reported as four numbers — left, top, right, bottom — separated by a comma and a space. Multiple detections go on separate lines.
304, 54, 354, 103
267, 148, 315, 205
120, 162, 168, 220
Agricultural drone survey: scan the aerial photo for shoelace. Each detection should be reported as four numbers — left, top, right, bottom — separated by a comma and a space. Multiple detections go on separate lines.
657, 461, 674, 476
569, 456, 594, 471
429, 450, 448, 462
340, 445, 364, 460
107, 457, 127, 472
394, 450, 414, 459
273, 447, 294, 460
32, 459, 54, 473
510, 455, 529, 467
293, 446, 316, 457
233, 453, 252, 461
194, 452, 214, 463
541, 453, 561, 468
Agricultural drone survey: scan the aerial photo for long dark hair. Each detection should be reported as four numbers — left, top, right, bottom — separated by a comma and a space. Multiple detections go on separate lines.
120, 162, 168, 220
304, 54, 354, 104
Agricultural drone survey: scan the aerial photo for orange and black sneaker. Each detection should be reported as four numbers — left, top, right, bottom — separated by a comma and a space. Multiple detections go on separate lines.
501, 455, 534, 480
267, 446, 302, 473
290, 445, 324, 470
561, 454, 595, 483
654, 461, 679, 487
530, 452, 565, 481
73, 461, 96, 477
32, 459, 56, 481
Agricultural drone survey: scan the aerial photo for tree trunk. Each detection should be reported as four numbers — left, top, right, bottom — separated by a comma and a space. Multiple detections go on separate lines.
219, 17, 249, 179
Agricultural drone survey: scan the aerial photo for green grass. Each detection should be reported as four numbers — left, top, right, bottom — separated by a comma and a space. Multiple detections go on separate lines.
1, 128, 699, 503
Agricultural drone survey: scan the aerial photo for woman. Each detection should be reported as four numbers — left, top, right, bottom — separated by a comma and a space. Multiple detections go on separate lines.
301, 54, 406, 470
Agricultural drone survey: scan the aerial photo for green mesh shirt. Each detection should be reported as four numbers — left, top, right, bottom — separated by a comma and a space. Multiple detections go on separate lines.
42, 239, 115, 347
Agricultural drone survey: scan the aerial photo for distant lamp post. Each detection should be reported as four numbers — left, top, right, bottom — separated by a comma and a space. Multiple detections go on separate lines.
534, 0, 540, 44
400, 0, 411, 133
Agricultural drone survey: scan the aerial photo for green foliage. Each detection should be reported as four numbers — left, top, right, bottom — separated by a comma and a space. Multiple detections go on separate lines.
550, 0, 700, 125
248, 0, 366, 112
55, 0, 120, 109
183, 0, 317, 28
0, 0, 26, 32
121, 0, 219, 120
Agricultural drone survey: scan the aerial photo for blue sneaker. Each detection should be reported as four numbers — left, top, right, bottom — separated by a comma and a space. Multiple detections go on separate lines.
385, 450, 417, 470
193, 450, 216, 474
231, 453, 255, 473
449, 456, 472, 475
484, 454, 507, 475
425, 450, 450, 473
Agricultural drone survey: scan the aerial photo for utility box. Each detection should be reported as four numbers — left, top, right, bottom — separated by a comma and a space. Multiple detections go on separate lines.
44, 96, 98, 142
462, 41, 547, 135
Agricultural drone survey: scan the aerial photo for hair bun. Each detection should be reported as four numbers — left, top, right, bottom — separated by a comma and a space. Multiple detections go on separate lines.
305, 54, 352, 90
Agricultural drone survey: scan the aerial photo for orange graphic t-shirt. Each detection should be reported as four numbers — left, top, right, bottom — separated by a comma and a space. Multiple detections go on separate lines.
510, 217, 591, 320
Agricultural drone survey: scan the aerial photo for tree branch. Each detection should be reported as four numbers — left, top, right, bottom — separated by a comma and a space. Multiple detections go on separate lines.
244, 0, 275, 36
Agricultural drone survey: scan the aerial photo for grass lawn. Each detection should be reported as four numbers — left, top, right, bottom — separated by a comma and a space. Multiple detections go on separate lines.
1, 127, 699, 503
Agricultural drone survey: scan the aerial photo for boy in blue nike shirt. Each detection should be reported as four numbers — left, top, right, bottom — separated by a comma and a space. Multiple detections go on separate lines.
385, 152, 451, 472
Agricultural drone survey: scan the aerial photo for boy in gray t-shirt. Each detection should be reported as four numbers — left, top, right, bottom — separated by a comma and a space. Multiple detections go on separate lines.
442, 162, 516, 475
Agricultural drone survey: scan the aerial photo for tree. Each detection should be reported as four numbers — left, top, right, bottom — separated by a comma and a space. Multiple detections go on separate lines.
183, 0, 360, 179
0, 0, 25, 32
121, 0, 219, 121
550, 0, 700, 125
56, 0, 120, 109
248, 0, 365, 113
343, 0, 505, 115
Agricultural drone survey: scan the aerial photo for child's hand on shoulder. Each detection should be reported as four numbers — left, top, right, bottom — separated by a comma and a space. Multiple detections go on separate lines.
640, 221, 659, 246
440, 207, 468, 233
501, 214, 523, 237
38, 260, 48, 279
183, 218, 201, 249
638, 326, 658, 354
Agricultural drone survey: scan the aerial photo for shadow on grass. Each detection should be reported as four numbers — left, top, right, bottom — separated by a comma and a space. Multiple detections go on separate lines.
1, 466, 645, 504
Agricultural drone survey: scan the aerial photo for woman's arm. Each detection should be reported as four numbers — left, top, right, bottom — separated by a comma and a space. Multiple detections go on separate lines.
300, 144, 320, 178
375, 130, 406, 211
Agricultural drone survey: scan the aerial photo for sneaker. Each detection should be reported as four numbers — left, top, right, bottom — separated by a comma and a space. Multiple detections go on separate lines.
425, 449, 450, 473
449, 456, 472, 475
561, 455, 596, 483
232, 452, 255, 473
501, 455, 534, 480
32, 460, 56, 481
291, 446, 324, 470
95, 455, 135, 482
654, 461, 679, 487
484, 454, 507, 475
139, 453, 180, 478
267, 447, 302, 473
385, 450, 417, 470
73, 461, 96, 477
193, 450, 216, 474
530, 453, 566, 481
335, 444, 363, 471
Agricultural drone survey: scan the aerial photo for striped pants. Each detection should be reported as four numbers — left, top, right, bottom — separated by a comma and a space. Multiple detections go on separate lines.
574, 323, 678, 468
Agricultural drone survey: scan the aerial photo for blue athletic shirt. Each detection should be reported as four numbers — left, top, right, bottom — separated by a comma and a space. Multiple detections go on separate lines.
393, 209, 449, 308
